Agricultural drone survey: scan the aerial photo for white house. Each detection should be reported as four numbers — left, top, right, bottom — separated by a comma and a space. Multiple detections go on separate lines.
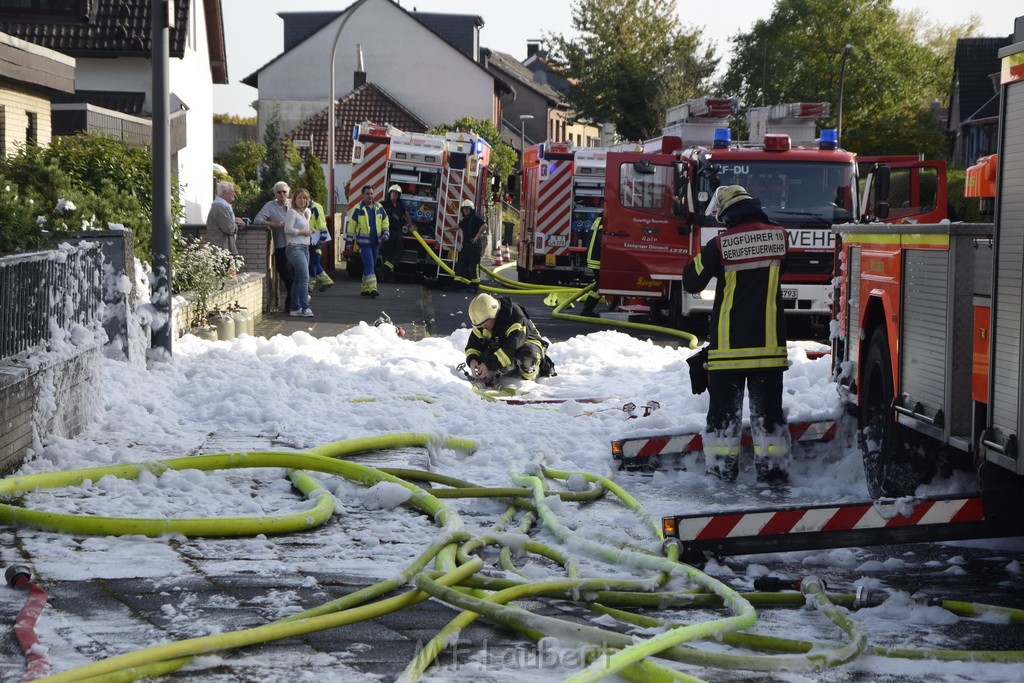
242, 0, 499, 139
0, 1, 228, 223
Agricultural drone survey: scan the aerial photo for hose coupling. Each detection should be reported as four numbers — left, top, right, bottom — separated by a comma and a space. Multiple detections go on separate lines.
800, 575, 826, 595
854, 585, 888, 608
4, 564, 32, 588
661, 537, 683, 558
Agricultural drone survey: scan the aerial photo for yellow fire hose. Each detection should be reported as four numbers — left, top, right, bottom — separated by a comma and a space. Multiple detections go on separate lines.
2, 434, 1021, 682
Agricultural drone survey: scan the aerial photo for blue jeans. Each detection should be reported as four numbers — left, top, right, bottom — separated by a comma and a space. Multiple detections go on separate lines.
286, 245, 310, 311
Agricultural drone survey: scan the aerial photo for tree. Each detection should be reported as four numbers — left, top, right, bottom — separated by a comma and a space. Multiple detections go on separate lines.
258, 111, 288, 202
719, 0, 978, 156
427, 117, 516, 194
546, 0, 718, 141
301, 153, 329, 208
217, 139, 265, 219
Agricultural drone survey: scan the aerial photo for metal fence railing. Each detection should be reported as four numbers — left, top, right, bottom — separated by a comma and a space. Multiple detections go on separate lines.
0, 243, 104, 362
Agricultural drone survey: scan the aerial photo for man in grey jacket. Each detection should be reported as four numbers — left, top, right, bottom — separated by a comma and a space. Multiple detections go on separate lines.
207, 181, 245, 254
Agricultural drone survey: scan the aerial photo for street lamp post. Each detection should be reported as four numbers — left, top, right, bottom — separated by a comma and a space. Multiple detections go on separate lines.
327, 0, 368, 223
837, 44, 852, 146
518, 114, 534, 170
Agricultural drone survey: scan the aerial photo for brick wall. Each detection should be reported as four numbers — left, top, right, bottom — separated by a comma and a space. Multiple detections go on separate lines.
172, 271, 265, 338
181, 223, 283, 312
0, 346, 101, 476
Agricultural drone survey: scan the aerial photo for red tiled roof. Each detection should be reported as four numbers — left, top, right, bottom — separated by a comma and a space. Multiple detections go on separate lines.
282, 82, 428, 164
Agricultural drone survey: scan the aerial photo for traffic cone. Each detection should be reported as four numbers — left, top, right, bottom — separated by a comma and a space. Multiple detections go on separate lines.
493, 245, 504, 266
503, 243, 512, 264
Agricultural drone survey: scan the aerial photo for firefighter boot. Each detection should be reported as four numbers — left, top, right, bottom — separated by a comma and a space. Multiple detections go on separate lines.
703, 433, 741, 482
317, 272, 335, 292
753, 432, 791, 482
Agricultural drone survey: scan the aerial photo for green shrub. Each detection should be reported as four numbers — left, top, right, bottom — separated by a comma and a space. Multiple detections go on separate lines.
0, 132, 184, 259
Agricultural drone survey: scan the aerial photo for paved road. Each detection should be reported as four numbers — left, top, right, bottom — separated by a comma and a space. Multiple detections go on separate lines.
254, 264, 695, 348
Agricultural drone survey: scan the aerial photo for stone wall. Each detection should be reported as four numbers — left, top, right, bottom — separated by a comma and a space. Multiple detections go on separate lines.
0, 347, 101, 476
172, 271, 265, 338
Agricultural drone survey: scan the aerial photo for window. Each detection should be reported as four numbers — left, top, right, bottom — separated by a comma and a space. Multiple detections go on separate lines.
25, 112, 37, 146
618, 162, 673, 211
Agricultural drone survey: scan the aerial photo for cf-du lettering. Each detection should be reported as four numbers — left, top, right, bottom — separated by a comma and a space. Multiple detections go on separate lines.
787, 230, 834, 249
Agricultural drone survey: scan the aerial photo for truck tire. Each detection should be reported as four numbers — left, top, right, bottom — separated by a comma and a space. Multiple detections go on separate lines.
859, 327, 936, 498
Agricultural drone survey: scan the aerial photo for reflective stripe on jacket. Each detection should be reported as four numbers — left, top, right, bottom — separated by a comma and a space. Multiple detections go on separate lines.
682, 220, 788, 372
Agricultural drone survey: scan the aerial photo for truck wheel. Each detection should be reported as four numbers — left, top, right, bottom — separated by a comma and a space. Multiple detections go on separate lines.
859, 327, 936, 498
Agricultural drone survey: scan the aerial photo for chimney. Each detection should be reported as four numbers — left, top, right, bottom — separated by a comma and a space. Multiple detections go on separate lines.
354, 44, 367, 88
527, 40, 544, 59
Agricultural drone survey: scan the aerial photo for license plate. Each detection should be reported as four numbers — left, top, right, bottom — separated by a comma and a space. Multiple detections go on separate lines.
782, 288, 798, 300
547, 235, 567, 247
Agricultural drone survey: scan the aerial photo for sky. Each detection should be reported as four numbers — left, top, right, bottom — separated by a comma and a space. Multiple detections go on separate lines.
2, 291, 1024, 679
214, 0, 1021, 117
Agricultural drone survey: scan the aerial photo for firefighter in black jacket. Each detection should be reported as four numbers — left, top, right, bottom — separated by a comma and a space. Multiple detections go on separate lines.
465, 293, 555, 382
683, 185, 790, 482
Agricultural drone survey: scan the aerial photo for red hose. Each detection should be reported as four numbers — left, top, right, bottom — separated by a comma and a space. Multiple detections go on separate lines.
10, 574, 50, 682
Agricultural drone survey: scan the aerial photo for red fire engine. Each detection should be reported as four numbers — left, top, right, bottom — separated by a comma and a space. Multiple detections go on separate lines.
342, 122, 490, 280
598, 99, 945, 328
517, 142, 606, 284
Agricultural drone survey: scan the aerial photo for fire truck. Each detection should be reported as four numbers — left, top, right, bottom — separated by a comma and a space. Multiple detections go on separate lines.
597, 98, 945, 328
620, 28, 1024, 562
516, 142, 606, 284
342, 122, 491, 280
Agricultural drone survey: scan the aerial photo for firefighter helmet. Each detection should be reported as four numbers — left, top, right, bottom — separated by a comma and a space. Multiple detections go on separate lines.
460, 199, 475, 209
388, 184, 402, 195
468, 293, 500, 326
705, 185, 753, 217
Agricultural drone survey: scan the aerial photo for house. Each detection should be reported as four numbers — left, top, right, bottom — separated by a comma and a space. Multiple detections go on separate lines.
948, 36, 1012, 169
0, 0, 229, 222
484, 47, 601, 156
520, 40, 607, 148
242, 0, 499, 141
0, 31, 75, 155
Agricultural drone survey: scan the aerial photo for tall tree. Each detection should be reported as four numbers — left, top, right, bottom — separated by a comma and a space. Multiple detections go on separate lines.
259, 111, 288, 200
720, 0, 978, 156
547, 0, 718, 141
301, 152, 329, 208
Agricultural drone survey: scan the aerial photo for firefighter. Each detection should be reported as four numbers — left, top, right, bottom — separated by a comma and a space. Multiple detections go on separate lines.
683, 185, 790, 482
380, 184, 414, 282
465, 293, 556, 383
346, 185, 390, 298
452, 199, 487, 292
580, 215, 603, 317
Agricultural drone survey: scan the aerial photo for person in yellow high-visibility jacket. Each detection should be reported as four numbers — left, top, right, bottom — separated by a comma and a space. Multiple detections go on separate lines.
346, 185, 390, 298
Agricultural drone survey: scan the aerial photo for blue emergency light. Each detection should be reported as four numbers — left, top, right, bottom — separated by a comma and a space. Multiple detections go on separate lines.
352, 125, 360, 140
713, 128, 731, 149
475, 138, 483, 154
820, 128, 838, 150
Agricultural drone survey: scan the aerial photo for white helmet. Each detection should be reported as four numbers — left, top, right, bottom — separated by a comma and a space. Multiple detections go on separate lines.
460, 199, 475, 210
388, 184, 402, 195
468, 293, 499, 326
705, 185, 753, 218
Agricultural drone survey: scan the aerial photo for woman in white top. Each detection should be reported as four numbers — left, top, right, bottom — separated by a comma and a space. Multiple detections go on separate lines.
284, 188, 315, 316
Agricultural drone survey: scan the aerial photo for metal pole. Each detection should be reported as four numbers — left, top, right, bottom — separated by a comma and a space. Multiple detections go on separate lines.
327, 0, 369, 222
150, 0, 172, 356
837, 44, 852, 146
